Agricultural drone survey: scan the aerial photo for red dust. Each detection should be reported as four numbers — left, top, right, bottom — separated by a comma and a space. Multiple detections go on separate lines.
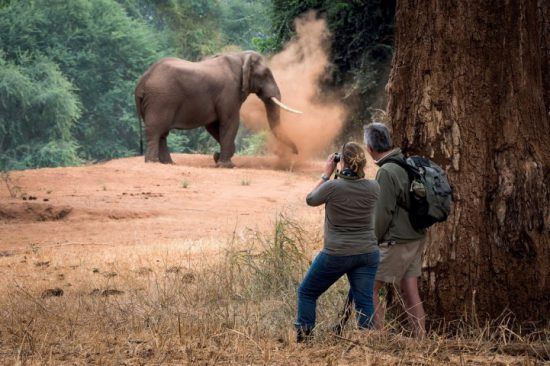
240, 12, 347, 162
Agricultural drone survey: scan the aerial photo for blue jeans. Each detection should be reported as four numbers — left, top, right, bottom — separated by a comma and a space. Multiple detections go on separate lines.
295, 251, 379, 331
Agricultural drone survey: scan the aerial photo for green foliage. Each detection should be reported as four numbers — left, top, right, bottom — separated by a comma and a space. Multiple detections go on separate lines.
0, 0, 161, 168
219, 0, 272, 50
167, 125, 268, 157
0, 0, 275, 170
251, 36, 280, 54
0, 55, 82, 169
167, 129, 218, 154
153, 0, 224, 59
238, 131, 268, 156
0, 0, 392, 170
19, 140, 84, 169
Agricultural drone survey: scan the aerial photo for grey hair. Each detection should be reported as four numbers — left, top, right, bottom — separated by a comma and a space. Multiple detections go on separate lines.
363, 122, 393, 153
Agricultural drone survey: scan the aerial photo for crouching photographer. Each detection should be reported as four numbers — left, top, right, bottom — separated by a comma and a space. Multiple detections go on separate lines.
295, 142, 380, 342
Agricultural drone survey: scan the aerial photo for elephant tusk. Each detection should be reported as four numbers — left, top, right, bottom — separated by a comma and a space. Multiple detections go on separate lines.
270, 97, 303, 114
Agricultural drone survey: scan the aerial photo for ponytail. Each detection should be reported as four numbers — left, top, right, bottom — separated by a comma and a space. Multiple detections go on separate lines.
342, 142, 367, 178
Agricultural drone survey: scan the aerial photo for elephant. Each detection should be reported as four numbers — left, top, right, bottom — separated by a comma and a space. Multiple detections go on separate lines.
134, 51, 301, 167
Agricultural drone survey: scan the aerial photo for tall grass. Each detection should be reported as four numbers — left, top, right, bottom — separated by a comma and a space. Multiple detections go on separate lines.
0, 216, 547, 364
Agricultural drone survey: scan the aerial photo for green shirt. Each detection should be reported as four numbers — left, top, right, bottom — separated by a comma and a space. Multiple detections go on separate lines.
306, 176, 380, 256
374, 149, 426, 244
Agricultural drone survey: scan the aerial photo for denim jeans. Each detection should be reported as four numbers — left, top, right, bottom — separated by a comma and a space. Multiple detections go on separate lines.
295, 251, 379, 331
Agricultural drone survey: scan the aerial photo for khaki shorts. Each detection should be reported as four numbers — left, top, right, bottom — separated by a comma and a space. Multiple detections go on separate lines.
375, 239, 425, 283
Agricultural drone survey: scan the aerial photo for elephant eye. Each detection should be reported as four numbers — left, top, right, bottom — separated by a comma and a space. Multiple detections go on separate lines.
260, 67, 271, 78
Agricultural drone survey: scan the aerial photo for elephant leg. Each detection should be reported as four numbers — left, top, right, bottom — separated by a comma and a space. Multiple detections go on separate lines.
217, 117, 239, 168
159, 132, 174, 164
205, 121, 221, 163
145, 128, 161, 163
144, 108, 173, 163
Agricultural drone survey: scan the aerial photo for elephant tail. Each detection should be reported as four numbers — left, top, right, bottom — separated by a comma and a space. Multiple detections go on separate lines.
135, 92, 145, 156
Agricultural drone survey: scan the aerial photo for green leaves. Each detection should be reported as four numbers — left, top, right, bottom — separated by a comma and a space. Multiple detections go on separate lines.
0, 0, 274, 170
0, 0, 160, 169
0, 55, 81, 170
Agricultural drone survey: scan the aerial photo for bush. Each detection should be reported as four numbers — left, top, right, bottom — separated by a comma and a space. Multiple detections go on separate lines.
20, 140, 84, 169
0, 55, 82, 170
0, 0, 161, 165
238, 131, 268, 156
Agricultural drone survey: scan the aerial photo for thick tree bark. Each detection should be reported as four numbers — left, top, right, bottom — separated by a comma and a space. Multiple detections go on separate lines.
387, 0, 549, 322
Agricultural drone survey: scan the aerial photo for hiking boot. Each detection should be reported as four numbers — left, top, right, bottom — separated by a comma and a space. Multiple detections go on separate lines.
296, 328, 312, 343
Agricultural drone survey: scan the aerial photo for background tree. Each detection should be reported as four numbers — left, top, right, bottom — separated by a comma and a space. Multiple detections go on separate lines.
118, 0, 273, 157
220, 0, 272, 50
0, 0, 394, 170
0, 0, 161, 166
0, 0, 273, 170
386, 0, 549, 321
0, 55, 82, 169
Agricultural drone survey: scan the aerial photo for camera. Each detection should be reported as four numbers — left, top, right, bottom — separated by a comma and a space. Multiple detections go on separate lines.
333, 153, 341, 163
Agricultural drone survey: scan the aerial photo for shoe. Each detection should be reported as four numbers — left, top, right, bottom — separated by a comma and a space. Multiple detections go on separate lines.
296, 328, 312, 343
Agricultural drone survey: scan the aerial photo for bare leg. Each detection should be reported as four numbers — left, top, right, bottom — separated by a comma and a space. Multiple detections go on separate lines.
159, 132, 174, 164
205, 121, 221, 163
400, 276, 426, 339
373, 280, 386, 330
217, 117, 239, 168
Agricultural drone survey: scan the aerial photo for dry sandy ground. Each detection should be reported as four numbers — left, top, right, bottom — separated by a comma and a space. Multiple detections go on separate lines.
0, 154, 377, 252
1, 155, 545, 365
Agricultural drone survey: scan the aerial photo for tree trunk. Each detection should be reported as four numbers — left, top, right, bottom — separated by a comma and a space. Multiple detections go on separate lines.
386, 0, 549, 323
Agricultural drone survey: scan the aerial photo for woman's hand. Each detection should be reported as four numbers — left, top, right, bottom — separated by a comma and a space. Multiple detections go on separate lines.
306, 153, 338, 203
324, 153, 337, 178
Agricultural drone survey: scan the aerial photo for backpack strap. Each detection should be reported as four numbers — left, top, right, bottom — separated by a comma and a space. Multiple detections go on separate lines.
380, 157, 420, 181
379, 156, 420, 214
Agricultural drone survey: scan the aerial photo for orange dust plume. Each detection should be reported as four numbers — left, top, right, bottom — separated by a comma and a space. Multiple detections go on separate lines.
240, 11, 347, 160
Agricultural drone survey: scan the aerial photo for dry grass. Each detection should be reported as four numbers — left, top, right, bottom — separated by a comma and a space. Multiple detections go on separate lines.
0, 216, 547, 365
1, 170, 23, 199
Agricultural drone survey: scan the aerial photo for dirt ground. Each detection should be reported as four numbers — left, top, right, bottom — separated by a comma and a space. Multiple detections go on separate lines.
1, 155, 546, 365
0, 154, 377, 252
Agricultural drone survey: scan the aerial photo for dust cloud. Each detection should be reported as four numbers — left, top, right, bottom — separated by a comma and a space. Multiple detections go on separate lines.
240, 12, 347, 160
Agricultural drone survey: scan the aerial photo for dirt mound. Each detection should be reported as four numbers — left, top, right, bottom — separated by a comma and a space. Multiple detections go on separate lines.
0, 199, 157, 224
78, 208, 157, 221
0, 202, 73, 222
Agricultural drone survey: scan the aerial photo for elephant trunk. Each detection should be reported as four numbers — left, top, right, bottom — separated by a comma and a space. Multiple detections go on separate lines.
264, 98, 299, 154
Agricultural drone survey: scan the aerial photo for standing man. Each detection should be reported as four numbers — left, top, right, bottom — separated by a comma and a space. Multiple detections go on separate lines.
364, 122, 426, 338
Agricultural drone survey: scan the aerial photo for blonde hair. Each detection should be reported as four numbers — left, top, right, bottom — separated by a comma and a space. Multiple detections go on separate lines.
342, 142, 367, 178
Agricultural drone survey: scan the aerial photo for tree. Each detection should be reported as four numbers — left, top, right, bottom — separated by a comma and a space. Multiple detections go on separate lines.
0, 55, 82, 169
0, 0, 284, 169
386, 0, 549, 322
0, 0, 162, 164
219, 0, 272, 50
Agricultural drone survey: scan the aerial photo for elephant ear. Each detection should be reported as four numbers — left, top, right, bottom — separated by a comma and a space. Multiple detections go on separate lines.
241, 52, 254, 95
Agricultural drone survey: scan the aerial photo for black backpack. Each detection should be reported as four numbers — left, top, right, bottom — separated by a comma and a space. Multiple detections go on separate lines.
382, 156, 453, 230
